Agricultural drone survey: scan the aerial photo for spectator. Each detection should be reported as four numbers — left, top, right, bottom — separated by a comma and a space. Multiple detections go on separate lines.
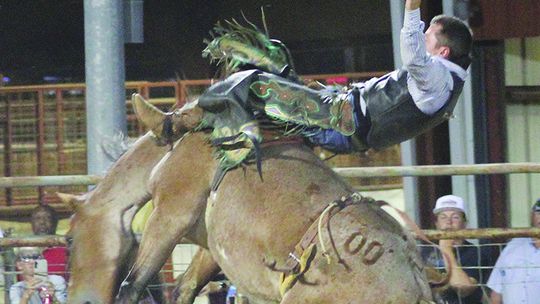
421, 195, 493, 303
487, 198, 540, 303
30, 205, 69, 279
9, 247, 67, 304
31, 205, 58, 236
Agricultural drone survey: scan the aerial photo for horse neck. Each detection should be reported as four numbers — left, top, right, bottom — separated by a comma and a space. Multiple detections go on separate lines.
87, 132, 170, 211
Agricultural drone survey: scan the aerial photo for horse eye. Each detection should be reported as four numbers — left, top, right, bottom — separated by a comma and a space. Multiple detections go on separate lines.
65, 236, 73, 247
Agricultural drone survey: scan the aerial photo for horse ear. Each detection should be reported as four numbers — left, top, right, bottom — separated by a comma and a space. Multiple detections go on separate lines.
132, 93, 166, 136
56, 192, 84, 212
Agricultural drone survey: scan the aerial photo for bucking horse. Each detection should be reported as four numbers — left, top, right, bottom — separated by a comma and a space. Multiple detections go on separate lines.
65, 94, 433, 303
65, 20, 434, 304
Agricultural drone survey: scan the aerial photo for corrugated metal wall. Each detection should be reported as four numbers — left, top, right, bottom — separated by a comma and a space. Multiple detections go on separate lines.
506, 103, 540, 227
505, 36, 540, 227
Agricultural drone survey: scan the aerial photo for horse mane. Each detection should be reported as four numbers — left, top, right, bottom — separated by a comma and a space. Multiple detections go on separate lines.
100, 131, 138, 163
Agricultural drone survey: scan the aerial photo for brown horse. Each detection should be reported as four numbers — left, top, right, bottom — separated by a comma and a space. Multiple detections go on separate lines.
63, 132, 171, 303
61, 125, 221, 303
114, 95, 432, 303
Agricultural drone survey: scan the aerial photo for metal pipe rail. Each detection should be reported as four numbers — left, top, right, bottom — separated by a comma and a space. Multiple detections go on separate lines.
420, 227, 540, 240
2, 227, 540, 247
0, 234, 181, 247
0, 235, 67, 247
0, 175, 102, 188
334, 162, 540, 178
2, 162, 540, 188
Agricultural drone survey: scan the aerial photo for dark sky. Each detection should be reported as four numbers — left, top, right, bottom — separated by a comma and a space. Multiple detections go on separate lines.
0, 1, 85, 83
0, 0, 393, 85
0, 0, 215, 83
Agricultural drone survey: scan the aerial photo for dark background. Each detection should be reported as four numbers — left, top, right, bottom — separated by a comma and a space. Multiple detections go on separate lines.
0, 0, 394, 84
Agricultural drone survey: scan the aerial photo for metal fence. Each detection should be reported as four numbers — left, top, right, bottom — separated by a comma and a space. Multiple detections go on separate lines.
0, 80, 203, 207
1, 163, 540, 303
0, 72, 388, 208
1, 238, 539, 304
0, 243, 199, 304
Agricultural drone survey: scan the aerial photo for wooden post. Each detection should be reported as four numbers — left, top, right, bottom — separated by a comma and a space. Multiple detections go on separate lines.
2, 94, 13, 205
35, 90, 46, 203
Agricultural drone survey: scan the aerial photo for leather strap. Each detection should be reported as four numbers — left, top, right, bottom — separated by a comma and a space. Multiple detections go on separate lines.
161, 111, 175, 148
282, 193, 367, 274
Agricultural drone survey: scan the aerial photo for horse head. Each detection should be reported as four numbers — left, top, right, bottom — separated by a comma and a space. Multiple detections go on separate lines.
61, 130, 171, 303
59, 192, 137, 304
63, 96, 203, 303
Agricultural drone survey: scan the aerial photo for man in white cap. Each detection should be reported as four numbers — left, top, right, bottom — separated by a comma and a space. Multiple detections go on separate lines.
487, 198, 540, 304
422, 194, 493, 304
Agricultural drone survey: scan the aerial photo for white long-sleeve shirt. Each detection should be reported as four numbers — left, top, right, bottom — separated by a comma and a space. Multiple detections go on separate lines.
308, 9, 469, 152
399, 8, 467, 115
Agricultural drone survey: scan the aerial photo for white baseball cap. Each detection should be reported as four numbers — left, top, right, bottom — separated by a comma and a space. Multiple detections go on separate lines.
433, 195, 467, 217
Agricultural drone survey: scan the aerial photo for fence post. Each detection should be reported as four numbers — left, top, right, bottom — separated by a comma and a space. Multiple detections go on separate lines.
55, 89, 66, 176
35, 90, 46, 203
2, 94, 13, 205
1, 230, 16, 303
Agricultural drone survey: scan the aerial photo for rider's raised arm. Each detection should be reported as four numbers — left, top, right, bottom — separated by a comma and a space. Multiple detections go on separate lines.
400, 2, 453, 115
405, 0, 421, 11
400, 5, 429, 69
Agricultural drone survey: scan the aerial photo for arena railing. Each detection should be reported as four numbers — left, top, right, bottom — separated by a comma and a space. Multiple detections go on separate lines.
0, 72, 387, 208
1, 224, 540, 303
1, 162, 540, 216
2, 162, 540, 302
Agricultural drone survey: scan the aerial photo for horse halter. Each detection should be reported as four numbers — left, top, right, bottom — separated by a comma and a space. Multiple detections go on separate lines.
160, 111, 176, 148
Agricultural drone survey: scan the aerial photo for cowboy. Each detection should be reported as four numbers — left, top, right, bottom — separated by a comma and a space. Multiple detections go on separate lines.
306, 0, 473, 152
157, 0, 472, 158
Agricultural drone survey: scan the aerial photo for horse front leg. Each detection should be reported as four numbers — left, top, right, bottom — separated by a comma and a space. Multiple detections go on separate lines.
173, 247, 221, 304
115, 193, 207, 303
